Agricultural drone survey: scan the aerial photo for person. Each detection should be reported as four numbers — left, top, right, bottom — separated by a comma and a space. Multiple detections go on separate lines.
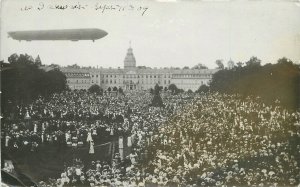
89, 140, 94, 154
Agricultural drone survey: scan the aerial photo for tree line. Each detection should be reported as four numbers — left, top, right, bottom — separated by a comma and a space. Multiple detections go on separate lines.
1, 53, 68, 116
210, 57, 300, 109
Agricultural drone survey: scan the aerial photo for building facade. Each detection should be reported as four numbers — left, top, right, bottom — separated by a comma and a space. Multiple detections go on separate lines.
61, 46, 219, 91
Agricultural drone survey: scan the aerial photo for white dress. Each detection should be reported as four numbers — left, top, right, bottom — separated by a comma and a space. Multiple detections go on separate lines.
89, 141, 95, 154
86, 132, 93, 142
127, 136, 132, 147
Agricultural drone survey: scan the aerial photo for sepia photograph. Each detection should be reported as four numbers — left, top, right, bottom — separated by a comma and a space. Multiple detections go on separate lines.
1, 0, 300, 186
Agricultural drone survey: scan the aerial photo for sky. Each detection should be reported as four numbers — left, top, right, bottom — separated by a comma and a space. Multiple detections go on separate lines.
1, 0, 300, 69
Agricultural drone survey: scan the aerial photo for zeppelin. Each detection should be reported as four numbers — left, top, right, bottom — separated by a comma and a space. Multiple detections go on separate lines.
8, 28, 108, 42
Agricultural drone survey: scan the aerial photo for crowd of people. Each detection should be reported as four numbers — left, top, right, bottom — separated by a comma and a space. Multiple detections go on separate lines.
2, 90, 300, 186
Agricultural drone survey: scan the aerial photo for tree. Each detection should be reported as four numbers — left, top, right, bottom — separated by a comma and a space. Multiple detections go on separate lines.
178, 89, 184, 93
277, 57, 293, 65
68, 64, 80, 68
118, 87, 124, 95
107, 87, 111, 92
210, 57, 300, 109
236, 62, 243, 67
8, 53, 18, 64
183, 66, 189, 69
168, 84, 178, 94
149, 88, 154, 94
187, 89, 193, 94
49, 64, 60, 69
215, 59, 224, 69
154, 84, 162, 95
245, 56, 261, 67
151, 84, 164, 107
35, 55, 42, 66
44, 69, 68, 95
197, 85, 209, 93
2, 53, 68, 116
113, 86, 118, 91
192, 63, 208, 69
88, 84, 103, 95
227, 60, 235, 70
164, 87, 168, 92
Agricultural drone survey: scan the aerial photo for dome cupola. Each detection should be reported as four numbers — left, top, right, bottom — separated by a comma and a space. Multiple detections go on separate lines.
124, 42, 136, 69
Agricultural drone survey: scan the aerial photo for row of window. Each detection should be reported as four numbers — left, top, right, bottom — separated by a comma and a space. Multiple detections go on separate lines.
68, 80, 89, 84
99, 80, 171, 84
66, 73, 89, 77
173, 74, 212, 78
91, 74, 172, 79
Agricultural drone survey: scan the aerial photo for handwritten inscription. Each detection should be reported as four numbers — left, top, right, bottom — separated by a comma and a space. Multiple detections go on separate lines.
20, 2, 149, 16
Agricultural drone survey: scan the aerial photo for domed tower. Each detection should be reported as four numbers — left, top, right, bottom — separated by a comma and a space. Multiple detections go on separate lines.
124, 42, 136, 69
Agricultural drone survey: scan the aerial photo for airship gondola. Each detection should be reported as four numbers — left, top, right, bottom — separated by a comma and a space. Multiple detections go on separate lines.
8, 28, 108, 42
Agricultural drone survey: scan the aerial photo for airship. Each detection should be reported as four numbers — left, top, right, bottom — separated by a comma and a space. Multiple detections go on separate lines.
8, 28, 108, 42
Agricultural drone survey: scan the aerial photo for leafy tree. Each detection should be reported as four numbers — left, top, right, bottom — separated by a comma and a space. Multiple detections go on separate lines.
210, 57, 300, 109
277, 57, 293, 65
236, 62, 243, 67
245, 56, 261, 67
149, 88, 154, 94
49, 64, 60, 69
178, 89, 184, 93
197, 85, 209, 93
168, 84, 178, 94
154, 84, 162, 95
88, 84, 103, 95
107, 87, 111, 92
68, 64, 80, 68
216, 59, 224, 69
151, 84, 164, 107
2, 53, 68, 117
35, 55, 42, 66
192, 63, 208, 69
183, 66, 189, 69
227, 60, 235, 69
113, 86, 118, 91
118, 87, 124, 95
187, 89, 193, 94
164, 87, 168, 92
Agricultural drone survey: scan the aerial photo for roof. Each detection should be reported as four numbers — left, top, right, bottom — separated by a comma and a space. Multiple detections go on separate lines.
59, 66, 219, 75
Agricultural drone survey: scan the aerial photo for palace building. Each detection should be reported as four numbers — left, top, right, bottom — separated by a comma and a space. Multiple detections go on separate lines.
60, 45, 218, 91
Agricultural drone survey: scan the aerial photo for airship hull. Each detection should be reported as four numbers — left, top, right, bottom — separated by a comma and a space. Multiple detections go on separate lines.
8, 28, 108, 41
